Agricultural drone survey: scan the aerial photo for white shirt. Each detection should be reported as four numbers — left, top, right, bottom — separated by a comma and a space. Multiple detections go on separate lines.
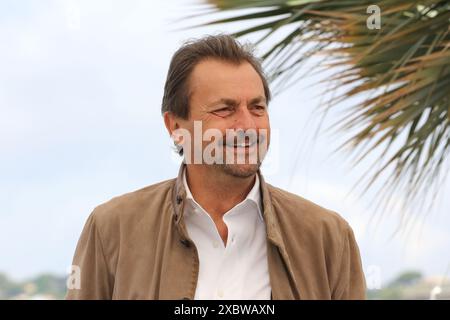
183, 169, 271, 300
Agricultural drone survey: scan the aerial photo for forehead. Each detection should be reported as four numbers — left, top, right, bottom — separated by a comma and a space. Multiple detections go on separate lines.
188, 58, 265, 104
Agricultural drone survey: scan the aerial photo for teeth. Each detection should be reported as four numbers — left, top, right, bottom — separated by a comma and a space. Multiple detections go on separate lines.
225, 142, 255, 147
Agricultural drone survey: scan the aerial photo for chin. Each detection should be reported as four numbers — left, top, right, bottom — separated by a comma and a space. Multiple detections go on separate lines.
220, 163, 260, 178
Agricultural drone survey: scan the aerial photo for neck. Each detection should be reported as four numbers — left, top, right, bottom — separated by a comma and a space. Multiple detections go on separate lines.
185, 164, 256, 219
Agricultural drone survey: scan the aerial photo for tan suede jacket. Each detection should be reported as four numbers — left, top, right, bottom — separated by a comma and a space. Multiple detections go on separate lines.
66, 164, 366, 300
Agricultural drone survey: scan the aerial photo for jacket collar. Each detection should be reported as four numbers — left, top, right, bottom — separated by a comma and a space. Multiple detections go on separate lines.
171, 162, 284, 248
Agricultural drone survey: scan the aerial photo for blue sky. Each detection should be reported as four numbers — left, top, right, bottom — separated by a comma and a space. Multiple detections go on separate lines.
1, 0, 449, 286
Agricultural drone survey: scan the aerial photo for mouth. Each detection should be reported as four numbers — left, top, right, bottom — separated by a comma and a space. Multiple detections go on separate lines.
224, 138, 258, 149
225, 142, 256, 148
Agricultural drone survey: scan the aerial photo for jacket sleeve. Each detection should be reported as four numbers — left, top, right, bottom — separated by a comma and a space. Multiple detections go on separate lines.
332, 224, 366, 300
65, 211, 113, 300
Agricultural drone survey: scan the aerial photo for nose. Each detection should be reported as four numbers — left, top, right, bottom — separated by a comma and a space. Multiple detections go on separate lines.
232, 105, 256, 131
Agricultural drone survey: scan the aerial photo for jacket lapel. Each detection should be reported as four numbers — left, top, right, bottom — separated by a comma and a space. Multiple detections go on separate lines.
258, 172, 302, 300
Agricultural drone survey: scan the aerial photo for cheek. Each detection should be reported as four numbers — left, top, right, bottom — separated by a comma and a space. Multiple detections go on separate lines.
201, 121, 228, 148
203, 119, 229, 136
256, 116, 270, 131
256, 118, 270, 145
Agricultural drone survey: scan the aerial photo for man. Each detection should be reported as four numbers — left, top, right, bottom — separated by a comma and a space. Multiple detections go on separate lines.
66, 34, 366, 300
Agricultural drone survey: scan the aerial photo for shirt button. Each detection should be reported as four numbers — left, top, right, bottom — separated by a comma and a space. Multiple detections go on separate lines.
231, 235, 236, 243
213, 241, 219, 249
217, 290, 224, 298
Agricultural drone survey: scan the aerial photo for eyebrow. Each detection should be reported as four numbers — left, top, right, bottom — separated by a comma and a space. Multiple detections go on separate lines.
207, 96, 267, 109
248, 95, 267, 105
207, 98, 239, 109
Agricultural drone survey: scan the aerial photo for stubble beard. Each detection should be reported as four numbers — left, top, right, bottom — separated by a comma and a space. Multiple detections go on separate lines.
218, 162, 261, 178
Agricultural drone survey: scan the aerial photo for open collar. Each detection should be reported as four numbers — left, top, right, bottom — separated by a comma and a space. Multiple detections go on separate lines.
172, 163, 284, 248
181, 166, 264, 222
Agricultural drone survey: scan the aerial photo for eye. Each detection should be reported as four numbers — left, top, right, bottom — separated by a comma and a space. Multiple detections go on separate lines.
250, 105, 267, 115
211, 106, 235, 118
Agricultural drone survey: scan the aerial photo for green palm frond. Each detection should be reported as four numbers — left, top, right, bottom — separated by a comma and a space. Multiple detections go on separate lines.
198, 0, 450, 226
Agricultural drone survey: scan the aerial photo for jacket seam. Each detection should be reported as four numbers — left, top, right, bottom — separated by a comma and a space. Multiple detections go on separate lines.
91, 212, 113, 298
332, 222, 350, 298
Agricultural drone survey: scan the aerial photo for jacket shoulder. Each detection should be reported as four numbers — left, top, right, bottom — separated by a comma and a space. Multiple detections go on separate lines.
266, 183, 351, 234
266, 183, 365, 299
90, 178, 176, 227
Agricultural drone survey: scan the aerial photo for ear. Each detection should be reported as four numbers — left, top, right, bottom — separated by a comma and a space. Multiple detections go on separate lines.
163, 111, 179, 136
164, 111, 186, 147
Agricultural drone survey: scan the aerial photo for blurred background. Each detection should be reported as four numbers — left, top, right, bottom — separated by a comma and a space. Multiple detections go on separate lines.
0, 0, 449, 299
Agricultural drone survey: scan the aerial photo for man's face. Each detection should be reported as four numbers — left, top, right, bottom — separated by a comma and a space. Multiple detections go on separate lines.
180, 58, 271, 178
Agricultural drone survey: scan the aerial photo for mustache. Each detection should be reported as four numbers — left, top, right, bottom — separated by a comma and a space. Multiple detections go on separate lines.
218, 130, 267, 146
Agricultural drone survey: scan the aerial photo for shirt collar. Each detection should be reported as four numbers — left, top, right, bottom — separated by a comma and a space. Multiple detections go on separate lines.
173, 163, 286, 256
182, 167, 264, 222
